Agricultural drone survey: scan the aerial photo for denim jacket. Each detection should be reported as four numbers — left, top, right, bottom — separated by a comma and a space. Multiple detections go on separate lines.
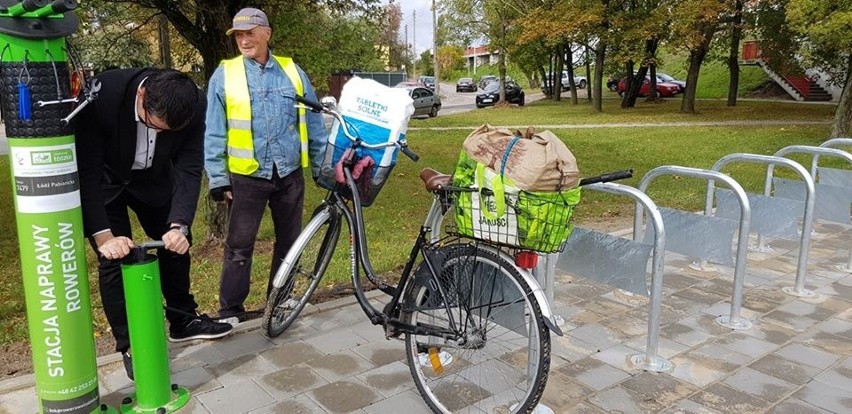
204, 53, 327, 190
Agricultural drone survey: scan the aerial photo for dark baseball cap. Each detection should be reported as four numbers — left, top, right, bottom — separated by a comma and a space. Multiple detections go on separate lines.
226, 8, 270, 35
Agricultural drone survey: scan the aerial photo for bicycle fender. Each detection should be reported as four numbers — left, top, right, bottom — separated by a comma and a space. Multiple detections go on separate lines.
475, 245, 564, 336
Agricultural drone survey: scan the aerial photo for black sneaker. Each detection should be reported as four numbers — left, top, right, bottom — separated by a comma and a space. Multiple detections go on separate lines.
168, 318, 233, 343
122, 352, 134, 381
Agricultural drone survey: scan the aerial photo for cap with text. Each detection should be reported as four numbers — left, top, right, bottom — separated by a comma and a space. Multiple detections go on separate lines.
226, 8, 269, 35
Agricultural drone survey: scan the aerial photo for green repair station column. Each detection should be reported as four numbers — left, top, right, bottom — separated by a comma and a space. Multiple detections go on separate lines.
0, 1, 110, 413
120, 242, 190, 413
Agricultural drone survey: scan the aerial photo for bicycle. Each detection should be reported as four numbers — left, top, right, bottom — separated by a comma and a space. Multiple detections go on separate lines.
261, 94, 631, 413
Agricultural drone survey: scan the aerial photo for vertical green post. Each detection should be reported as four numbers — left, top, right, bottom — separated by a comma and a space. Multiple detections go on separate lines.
119, 249, 189, 413
0, 1, 110, 413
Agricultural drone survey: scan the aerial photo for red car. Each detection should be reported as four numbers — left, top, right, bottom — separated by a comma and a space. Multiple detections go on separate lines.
617, 76, 680, 97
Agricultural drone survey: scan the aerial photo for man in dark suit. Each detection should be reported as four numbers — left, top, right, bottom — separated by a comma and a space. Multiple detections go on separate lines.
75, 68, 232, 380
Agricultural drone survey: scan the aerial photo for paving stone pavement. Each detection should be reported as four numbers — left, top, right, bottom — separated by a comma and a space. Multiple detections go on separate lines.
1, 223, 850, 413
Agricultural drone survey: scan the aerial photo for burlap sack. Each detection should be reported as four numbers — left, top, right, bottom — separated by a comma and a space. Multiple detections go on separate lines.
462, 124, 580, 191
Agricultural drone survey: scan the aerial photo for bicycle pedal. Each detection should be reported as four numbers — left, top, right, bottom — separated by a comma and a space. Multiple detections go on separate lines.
384, 325, 403, 339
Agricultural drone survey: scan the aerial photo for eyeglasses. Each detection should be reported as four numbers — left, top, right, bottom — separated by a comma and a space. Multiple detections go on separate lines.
139, 105, 171, 132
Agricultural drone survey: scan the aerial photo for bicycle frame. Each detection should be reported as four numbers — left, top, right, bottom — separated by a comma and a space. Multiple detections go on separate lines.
313, 159, 564, 339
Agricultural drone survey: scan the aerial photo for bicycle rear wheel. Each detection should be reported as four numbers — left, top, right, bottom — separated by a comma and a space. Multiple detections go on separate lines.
262, 207, 341, 338
403, 244, 551, 413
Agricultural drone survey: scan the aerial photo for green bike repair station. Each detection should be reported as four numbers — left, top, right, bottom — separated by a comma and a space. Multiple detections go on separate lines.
2, 0, 188, 412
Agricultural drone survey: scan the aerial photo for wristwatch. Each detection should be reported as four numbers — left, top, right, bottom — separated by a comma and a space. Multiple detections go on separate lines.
170, 224, 189, 237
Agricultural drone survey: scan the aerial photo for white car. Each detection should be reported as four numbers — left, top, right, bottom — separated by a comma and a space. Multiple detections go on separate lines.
542, 71, 587, 93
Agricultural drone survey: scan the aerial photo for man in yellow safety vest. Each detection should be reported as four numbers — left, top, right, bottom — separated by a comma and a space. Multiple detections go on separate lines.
204, 7, 327, 323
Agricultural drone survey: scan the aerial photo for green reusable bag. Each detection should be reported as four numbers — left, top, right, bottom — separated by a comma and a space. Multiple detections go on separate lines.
452, 149, 581, 253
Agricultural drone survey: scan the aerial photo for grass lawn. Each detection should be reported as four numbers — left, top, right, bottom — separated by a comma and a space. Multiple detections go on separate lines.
0, 97, 840, 347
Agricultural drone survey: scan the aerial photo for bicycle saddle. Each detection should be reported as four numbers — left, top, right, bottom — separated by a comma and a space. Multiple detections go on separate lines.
420, 168, 451, 191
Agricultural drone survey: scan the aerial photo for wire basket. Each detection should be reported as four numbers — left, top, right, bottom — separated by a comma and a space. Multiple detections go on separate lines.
448, 187, 581, 253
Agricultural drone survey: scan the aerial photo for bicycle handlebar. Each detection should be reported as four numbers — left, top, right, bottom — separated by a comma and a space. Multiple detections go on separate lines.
295, 94, 325, 112
295, 94, 420, 162
578, 169, 633, 186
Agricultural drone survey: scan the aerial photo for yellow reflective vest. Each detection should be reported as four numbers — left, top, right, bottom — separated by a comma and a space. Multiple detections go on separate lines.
222, 55, 309, 175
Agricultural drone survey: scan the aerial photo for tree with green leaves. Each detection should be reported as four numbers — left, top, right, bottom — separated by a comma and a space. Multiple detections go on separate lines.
79, 0, 382, 80
669, 0, 731, 113
786, 0, 852, 137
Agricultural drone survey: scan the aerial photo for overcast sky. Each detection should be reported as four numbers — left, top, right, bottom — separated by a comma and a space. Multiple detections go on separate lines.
396, 0, 436, 55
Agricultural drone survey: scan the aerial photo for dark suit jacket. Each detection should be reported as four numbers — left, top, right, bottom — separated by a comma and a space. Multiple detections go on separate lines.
75, 68, 206, 236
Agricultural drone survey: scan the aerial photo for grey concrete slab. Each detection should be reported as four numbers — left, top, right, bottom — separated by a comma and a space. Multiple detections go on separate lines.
259, 340, 324, 369
769, 398, 834, 414
256, 363, 330, 401
307, 350, 376, 383
310, 377, 383, 413
621, 371, 700, 408
210, 331, 275, 359
750, 354, 823, 386
689, 383, 773, 412
195, 379, 275, 413
538, 370, 595, 411
722, 367, 798, 403
558, 357, 631, 391
206, 353, 278, 386
248, 393, 326, 414
712, 332, 780, 358
0, 387, 37, 413
355, 360, 415, 398
589, 384, 665, 412
663, 399, 722, 414
350, 340, 407, 367
566, 323, 626, 351
775, 343, 839, 370
794, 380, 852, 413
361, 389, 433, 414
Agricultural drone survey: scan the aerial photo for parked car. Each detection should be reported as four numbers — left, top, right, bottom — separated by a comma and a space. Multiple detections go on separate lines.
607, 76, 619, 91
540, 71, 587, 94
476, 81, 525, 108
418, 76, 436, 90
397, 85, 441, 117
478, 75, 498, 89
656, 72, 686, 93
456, 77, 477, 92
617, 76, 680, 98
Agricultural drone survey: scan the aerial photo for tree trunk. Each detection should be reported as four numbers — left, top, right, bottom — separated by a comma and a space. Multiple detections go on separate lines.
682, 49, 707, 113
592, 40, 606, 112
566, 44, 578, 105
158, 14, 172, 69
623, 61, 649, 108
830, 56, 852, 137
647, 64, 658, 102
681, 25, 715, 113
585, 43, 592, 102
555, 44, 564, 101
727, 0, 743, 107
592, 1, 609, 113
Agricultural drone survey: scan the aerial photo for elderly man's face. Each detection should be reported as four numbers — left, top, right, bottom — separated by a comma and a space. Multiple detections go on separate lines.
233, 27, 271, 62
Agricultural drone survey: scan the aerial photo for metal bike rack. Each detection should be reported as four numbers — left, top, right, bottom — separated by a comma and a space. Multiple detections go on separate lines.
707, 154, 816, 298
548, 182, 672, 372
636, 166, 753, 330
818, 138, 852, 272
772, 145, 852, 274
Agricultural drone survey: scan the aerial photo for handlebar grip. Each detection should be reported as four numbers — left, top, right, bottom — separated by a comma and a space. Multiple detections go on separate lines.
138, 241, 165, 250
295, 94, 325, 112
400, 145, 420, 162
578, 169, 633, 186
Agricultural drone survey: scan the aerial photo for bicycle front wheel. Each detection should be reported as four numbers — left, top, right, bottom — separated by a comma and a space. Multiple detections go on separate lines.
403, 244, 551, 413
262, 207, 341, 338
